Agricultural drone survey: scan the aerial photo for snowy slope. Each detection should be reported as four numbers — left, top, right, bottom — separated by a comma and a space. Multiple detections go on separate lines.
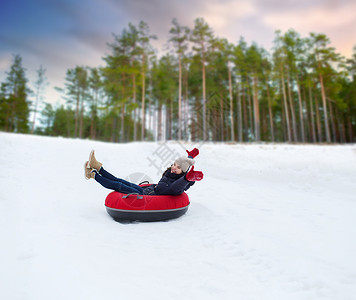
1, 132, 356, 300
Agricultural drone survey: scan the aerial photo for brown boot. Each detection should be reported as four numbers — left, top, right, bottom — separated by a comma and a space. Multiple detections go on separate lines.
84, 161, 96, 180
88, 150, 102, 171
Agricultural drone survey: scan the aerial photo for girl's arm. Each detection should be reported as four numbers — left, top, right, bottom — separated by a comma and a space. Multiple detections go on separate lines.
156, 176, 192, 195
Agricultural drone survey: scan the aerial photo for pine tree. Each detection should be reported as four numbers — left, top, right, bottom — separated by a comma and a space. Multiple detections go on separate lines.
246, 43, 263, 141
169, 18, 190, 140
138, 21, 157, 141
307, 33, 343, 142
190, 18, 214, 141
62, 66, 88, 138
1, 54, 30, 133
88, 67, 102, 139
41, 103, 55, 135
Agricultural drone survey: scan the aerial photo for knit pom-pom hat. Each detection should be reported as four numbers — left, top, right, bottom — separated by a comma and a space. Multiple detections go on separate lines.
174, 156, 195, 173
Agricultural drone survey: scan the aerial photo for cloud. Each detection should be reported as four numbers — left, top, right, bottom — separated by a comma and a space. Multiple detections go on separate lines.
1, 0, 355, 106
197, 0, 256, 29
0, 53, 12, 71
259, 1, 356, 57
261, 1, 356, 32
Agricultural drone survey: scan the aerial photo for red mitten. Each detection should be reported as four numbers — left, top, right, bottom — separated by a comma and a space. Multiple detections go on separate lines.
185, 166, 204, 181
186, 148, 199, 158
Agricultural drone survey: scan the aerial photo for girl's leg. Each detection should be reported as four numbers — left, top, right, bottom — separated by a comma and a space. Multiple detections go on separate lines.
99, 167, 143, 190
94, 173, 144, 194
98, 167, 119, 181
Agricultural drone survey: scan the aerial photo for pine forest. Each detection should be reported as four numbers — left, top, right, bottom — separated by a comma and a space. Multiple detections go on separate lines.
1, 18, 356, 143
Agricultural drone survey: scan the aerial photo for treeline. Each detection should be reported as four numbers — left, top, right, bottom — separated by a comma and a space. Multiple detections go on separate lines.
1, 18, 356, 143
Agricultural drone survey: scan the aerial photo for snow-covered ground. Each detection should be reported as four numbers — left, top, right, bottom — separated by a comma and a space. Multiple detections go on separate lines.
1, 132, 356, 300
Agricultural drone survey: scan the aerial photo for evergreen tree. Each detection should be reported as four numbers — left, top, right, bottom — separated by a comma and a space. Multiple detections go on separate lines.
60, 66, 89, 138
88, 67, 102, 139
40, 103, 55, 135
52, 105, 75, 137
246, 43, 264, 141
233, 38, 249, 141
169, 18, 190, 140
137, 21, 157, 141
190, 18, 214, 140
0, 54, 30, 133
273, 31, 292, 142
45, 21, 354, 144
307, 33, 343, 142
151, 54, 178, 140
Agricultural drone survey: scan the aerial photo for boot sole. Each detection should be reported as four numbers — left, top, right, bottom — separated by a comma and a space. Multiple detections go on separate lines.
84, 161, 91, 180
88, 150, 94, 168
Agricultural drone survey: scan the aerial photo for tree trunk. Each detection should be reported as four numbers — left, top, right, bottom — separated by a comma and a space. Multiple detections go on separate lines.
228, 64, 235, 141
315, 94, 322, 142
201, 42, 207, 141
169, 98, 173, 140
286, 72, 298, 142
281, 98, 287, 142
280, 69, 291, 142
308, 86, 316, 143
148, 74, 153, 140
132, 73, 137, 141
4, 101, 10, 132
91, 89, 98, 140
252, 76, 260, 141
121, 104, 125, 142
296, 78, 305, 143
328, 100, 336, 143
236, 84, 243, 142
157, 104, 162, 141
266, 82, 275, 142
75, 94, 79, 138
347, 116, 353, 143
242, 83, 248, 141
182, 67, 189, 140
302, 86, 309, 142
318, 66, 331, 142
141, 54, 146, 141
121, 78, 126, 142
220, 95, 224, 141
336, 110, 346, 143
178, 53, 182, 140
66, 110, 71, 138
79, 94, 84, 139
202, 50, 207, 141
246, 79, 253, 141
261, 107, 268, 141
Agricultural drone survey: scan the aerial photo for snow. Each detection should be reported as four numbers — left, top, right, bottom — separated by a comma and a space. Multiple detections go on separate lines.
1, 132, 356, 300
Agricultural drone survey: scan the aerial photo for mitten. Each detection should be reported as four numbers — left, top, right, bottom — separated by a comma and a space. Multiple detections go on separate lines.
185, 166, 204, 182
186, 148, 199, 158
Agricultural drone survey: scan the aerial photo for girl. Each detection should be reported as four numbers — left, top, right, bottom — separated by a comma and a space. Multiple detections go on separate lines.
84, 148, 203, 196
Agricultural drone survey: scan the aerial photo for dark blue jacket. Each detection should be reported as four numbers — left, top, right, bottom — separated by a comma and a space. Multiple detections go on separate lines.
154, 169, 195, 195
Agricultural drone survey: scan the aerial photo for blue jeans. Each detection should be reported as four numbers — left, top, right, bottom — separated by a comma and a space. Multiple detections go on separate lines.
94, 167, 144, 194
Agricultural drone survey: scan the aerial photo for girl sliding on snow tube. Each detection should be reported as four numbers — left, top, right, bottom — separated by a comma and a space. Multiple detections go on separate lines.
84, 148, 203, 196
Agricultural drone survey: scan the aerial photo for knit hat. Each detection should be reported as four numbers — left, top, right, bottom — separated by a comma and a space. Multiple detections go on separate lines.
174, 156, 195, 173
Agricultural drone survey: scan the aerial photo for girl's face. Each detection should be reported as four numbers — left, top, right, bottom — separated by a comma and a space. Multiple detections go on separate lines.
171, 162, 183, 174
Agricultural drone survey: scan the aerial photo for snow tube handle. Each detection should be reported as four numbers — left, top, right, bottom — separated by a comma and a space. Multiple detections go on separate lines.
122, 193, 144, 199
139, 180, 150, 185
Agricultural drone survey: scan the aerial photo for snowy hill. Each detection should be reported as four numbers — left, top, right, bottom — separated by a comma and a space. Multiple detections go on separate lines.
1, 132, 356, 300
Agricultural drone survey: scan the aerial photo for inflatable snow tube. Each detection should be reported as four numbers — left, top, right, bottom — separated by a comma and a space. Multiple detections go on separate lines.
105, 184, 190, 222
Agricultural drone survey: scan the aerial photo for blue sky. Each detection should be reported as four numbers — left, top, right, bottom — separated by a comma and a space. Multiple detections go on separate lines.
1, 0, 355, 106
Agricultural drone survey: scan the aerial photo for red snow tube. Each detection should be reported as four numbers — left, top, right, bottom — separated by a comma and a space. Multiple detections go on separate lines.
105, 184, 190, 222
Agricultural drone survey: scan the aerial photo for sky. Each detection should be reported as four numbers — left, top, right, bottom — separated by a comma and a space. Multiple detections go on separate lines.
0, 0, 355, 107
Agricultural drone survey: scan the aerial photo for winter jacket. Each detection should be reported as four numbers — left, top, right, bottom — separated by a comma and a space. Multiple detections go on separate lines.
143, 168, 195, 196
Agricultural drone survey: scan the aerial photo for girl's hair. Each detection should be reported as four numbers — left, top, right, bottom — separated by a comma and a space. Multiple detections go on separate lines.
162, 165, 186, 177
162, 166, 171, 177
